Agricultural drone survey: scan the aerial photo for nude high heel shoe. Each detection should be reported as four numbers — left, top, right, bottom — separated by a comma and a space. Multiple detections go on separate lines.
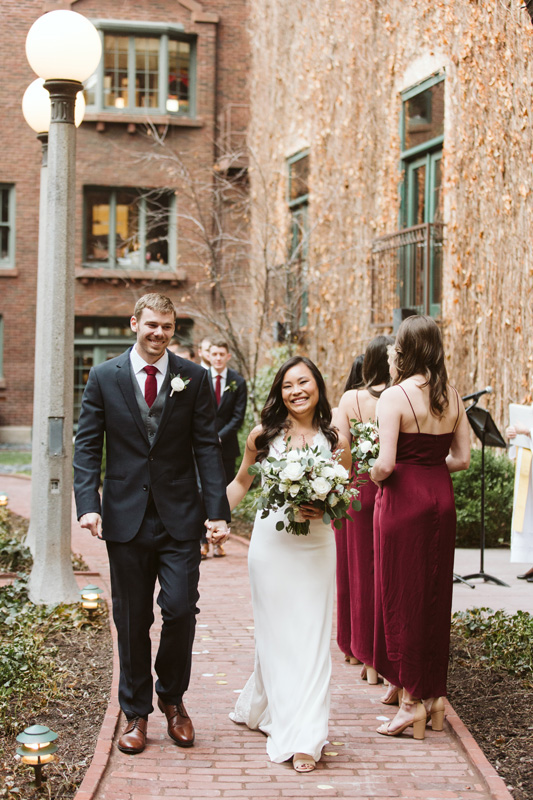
422, 697, 445, 731
344, 654, 362, 665
380, 684, 400, 705
377, 699, 426, 740
360, 664, 379, 684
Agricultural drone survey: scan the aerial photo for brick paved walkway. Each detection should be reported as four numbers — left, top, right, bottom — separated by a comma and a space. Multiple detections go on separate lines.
1, 476, 515, 800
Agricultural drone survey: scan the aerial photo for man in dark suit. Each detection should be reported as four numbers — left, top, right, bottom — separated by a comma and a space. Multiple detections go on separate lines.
73, 294, 230, 755
204, 340, 247, 558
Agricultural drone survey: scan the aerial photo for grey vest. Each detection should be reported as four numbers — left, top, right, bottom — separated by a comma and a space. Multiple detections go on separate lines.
131, 363, 170, 444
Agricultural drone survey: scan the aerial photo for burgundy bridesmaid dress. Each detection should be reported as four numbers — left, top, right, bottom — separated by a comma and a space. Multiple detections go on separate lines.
335, 514, 353, 658
373, 388, 458, 699
335, 391, 378, 665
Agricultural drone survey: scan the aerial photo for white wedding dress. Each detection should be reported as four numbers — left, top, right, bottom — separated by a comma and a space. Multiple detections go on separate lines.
230, 431, 336, 763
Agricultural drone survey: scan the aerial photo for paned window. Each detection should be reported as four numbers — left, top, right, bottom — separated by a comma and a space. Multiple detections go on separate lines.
400, 73, 444, 317
286, 151, 310, 335
83, 187, 177, 270
403, 80, 444, 152
0, 185, 15, 269
84, 24, 194, 117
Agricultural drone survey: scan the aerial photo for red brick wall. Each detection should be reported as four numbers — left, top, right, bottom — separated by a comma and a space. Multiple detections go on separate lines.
0, 0, 249, 434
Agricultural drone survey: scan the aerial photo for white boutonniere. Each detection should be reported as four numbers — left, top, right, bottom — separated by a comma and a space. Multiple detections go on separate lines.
170, 373, 191, 396
224, 380, 238, 393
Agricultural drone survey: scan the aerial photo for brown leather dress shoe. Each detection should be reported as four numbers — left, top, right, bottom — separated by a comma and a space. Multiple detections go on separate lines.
158, 698, 195, 746
213, 543, 226, 558
200, 542, 209, 560
117, 716, 147, 754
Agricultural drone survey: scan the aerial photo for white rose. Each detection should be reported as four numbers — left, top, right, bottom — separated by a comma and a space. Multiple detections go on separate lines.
280, 462, 306, 482
286, 449, 302, 462
310, 476, 331, 500
170, 376, 186, 395
321, 465, 336, 479
333, 463, 349, 480
358, 440, 373, 454
289, 484, 300, 497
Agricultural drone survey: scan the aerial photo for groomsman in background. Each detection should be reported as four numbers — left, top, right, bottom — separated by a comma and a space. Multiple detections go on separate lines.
203, 340, 247, 558
198, 337, 212, 369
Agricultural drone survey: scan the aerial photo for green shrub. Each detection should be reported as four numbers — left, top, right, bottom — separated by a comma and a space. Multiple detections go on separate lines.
452, 607, 533, 678
233, 347, 292, 520
0, 508, 32, 572
236, 345, 292, 470
452, 448, 514, 548
0, 577, 104, 735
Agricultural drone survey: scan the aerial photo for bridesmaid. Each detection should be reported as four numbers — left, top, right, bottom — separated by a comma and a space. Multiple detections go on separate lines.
332, 353, 365, 666
370, 316, 470, 739
333, 337, 393, 684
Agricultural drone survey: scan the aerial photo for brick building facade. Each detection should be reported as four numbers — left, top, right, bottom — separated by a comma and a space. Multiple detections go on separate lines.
0, 0, 249, 442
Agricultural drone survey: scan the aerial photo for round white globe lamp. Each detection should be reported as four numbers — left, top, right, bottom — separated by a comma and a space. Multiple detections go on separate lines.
22, 79, 86, 134
26, 10, 101, 82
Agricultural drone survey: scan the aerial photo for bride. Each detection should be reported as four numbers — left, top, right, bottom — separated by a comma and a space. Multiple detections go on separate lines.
226, 356, 351, 772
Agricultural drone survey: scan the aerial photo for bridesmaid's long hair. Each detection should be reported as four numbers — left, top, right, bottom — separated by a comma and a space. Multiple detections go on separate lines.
362, 335, 395, 391
393, 315, 449, 418
343, 354, 365, 392
255, 356, 338, 462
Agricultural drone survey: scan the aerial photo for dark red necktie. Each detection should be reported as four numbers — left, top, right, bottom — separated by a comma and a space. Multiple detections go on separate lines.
215, 374, 222, 405
144, 365, 158, 408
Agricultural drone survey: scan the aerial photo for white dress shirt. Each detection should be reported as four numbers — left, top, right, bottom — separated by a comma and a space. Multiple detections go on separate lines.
130, 346, 169, 397
210, 366, 228, 395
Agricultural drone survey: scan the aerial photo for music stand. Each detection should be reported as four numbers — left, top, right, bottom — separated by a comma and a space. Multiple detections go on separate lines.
457, 403, 509, 587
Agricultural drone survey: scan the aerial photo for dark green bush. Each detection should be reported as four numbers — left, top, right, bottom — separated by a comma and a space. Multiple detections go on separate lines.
452, 607, 533, 678
233, 346, 292, 523
452, 447, 514, 548
0, 577, 104, 735
0, 508, 32, 572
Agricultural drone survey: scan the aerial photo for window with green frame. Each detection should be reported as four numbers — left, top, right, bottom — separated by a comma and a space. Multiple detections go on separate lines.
399, 73, 444, 318
84, 22, 195, 117
83, 187, 177, 270
286, 151, 310, 333
0, 185, 16, 269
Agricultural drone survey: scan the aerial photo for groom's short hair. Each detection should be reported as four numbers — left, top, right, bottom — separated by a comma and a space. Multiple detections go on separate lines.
134, 293, 177, 321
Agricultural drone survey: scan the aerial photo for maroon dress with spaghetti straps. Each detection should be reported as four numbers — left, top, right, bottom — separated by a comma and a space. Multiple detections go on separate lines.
335, 391, 378, 666
373, 387, 459, 698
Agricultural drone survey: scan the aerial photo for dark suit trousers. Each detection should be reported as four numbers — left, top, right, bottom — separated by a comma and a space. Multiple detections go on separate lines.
106, 503, 201, 719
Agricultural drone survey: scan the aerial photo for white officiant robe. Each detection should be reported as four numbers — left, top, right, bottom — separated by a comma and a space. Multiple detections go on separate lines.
510, 428, 533, 563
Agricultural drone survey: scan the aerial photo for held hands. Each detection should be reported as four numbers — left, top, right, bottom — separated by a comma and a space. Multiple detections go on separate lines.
298, 503, 323, 521
79, 512, 103, 539
205, 519, 230, 545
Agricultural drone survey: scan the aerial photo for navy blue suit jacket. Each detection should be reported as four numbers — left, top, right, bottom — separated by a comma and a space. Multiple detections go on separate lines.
212, 367, 247, 461
73, 348, 230, 542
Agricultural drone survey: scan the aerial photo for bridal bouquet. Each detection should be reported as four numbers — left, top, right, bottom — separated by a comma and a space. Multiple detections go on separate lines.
248, 441, 360, 536
350, 419, 379, 476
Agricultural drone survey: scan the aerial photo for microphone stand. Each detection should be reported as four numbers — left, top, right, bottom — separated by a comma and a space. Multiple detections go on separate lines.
456, 396, 509, 587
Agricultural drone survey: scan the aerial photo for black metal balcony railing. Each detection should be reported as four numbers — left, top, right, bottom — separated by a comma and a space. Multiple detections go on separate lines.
370, 222, 445, 327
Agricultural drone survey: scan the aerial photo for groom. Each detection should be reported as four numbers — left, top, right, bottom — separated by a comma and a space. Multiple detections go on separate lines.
73, 293, 230, 754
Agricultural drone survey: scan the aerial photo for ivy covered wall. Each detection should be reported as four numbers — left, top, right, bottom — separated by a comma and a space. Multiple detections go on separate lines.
247, 0, 533, 425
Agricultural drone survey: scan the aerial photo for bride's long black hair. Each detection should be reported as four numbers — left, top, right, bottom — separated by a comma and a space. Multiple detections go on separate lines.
254, 356, 338, 462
